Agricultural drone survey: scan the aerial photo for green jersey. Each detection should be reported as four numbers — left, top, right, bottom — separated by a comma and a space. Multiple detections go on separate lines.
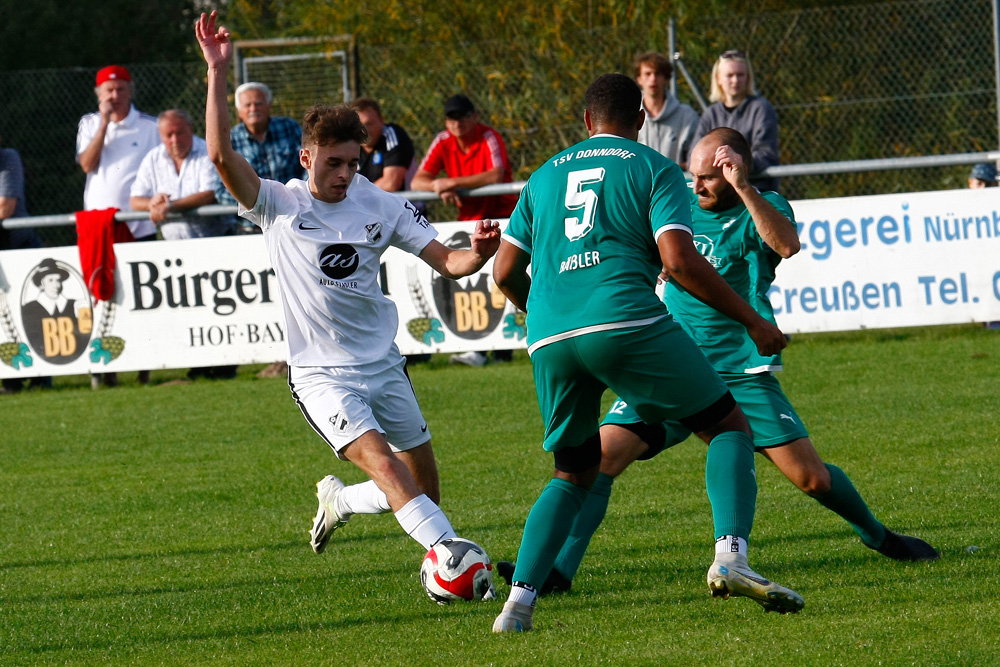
664, 189, 795, 373
504, 134, 692, 351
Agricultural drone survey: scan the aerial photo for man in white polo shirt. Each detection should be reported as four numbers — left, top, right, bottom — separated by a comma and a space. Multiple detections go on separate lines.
130, 109, 231, 240
76, 65, 160, 241
77, 64, 160, 388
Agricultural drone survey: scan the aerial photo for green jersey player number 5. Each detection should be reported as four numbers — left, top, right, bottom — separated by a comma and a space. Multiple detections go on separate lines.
564, 168, 605, 241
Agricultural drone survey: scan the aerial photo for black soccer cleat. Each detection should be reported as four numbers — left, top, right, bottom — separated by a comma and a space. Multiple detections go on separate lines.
872, 530, 940, 562
496, 561, 572, 595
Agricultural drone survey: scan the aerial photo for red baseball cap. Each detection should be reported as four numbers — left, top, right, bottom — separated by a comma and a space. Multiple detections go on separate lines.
96, 65, 131, 86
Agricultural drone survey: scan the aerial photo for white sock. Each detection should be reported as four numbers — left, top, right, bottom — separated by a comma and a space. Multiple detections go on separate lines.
394, 494, 456, 549
336, 480, 391, 517
714, 535, 748, 562
508, 583, 538, 608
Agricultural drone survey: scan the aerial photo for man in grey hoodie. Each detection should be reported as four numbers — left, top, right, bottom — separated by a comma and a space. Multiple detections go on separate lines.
634, 52, 700, 170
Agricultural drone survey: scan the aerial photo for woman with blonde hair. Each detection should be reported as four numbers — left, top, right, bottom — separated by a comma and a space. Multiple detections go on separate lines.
693, 50, 780, 192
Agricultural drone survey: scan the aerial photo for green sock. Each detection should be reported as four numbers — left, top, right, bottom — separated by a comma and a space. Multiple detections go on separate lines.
705, 431, 757, 540
511, 478, 589, 590
815, 463, 886, 548
553, 472, 615, 581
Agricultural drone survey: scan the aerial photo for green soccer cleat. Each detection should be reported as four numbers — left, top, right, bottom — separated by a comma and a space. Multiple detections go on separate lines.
707, 561, 804, 614
310, 475, 348, 554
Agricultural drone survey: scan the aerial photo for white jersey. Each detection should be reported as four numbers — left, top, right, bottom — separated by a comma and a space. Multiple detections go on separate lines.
240, 176, 437, 367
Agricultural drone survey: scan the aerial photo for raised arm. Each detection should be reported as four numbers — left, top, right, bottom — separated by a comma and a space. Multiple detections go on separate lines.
195, 11, 261, 210
713, 145, 799, 258
659, 230, 785, 357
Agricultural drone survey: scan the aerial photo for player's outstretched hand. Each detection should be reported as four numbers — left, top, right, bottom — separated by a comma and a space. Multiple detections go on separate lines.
714, 145, 750, 191
747, 317, 787, 357
195, 11, 232, 69
471, 219, 502, 260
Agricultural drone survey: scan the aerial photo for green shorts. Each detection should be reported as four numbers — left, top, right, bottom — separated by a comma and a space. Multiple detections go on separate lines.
531, 316, 728, 453
601, 371, 810, 457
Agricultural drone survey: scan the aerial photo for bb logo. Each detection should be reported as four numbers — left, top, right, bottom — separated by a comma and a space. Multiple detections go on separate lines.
19, 258, 92, 365
319, 244, 360, 280
431, 231, 506, 340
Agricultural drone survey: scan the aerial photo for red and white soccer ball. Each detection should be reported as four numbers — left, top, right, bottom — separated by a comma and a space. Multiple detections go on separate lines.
420, 537, 495, 604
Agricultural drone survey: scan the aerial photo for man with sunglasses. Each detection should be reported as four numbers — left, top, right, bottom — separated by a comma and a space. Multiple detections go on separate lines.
693, 50, 780, 192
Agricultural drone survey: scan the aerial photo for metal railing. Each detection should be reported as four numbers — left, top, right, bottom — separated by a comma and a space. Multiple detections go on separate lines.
4, 151, 999, 234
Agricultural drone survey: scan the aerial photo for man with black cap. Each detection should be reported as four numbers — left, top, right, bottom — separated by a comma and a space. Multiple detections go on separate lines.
411, 94, 518, 223
412, 94, 518, 366
968, 163, 998, 189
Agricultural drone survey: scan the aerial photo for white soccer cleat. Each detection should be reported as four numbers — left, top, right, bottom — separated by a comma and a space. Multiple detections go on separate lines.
449, 351, 488, 366
492, 600, 535, 633
310, 475, 348, 554
707, 560, 804, 614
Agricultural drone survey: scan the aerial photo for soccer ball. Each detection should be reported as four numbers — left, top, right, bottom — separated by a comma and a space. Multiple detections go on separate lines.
420, 537, 495, 604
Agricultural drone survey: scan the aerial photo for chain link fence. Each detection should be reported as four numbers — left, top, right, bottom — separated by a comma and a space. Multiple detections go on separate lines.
1, 0, 996, 247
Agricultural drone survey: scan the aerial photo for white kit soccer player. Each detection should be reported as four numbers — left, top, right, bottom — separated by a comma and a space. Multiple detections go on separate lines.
196, 11, 501, 560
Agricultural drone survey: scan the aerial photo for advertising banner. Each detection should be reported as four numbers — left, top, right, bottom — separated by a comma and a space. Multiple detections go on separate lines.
773, 187, 1000, 332
3, 187, 1000, 378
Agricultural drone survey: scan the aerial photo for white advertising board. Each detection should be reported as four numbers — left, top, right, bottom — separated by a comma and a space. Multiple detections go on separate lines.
3, 187, 999, 379
773, 187, 1000, 332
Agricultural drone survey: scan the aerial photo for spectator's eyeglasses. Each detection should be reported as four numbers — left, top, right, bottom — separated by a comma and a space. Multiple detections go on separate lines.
720, 50, 746, 59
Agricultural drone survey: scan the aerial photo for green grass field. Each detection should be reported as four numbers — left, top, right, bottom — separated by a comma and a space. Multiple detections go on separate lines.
1, 325, 998, 666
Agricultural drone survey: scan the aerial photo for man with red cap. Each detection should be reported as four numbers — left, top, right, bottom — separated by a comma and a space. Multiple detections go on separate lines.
76, 65, 160, 241
76, 65, 160, 387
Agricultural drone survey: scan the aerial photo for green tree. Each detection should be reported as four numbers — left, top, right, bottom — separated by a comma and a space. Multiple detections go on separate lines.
0, 0, 215, 70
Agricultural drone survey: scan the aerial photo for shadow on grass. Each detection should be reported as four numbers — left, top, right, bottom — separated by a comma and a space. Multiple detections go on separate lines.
0, 531, 393, 570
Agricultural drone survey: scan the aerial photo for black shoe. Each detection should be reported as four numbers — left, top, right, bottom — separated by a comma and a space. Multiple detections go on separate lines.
497, 561, 515, 586
496, 560, 572, 595
873, 530, 940, 562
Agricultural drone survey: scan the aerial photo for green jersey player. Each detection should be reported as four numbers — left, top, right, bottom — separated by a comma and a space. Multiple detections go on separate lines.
497, 128, 938, 601
491, 75, 801, 633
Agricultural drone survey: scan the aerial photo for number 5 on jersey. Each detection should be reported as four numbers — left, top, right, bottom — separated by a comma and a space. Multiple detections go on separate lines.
564, 168, 606, 241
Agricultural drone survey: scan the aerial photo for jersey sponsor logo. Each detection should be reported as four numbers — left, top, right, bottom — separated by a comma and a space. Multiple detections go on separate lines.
693, 234, 721, 267
366, 222, 383, 244
319, 244, 360, 280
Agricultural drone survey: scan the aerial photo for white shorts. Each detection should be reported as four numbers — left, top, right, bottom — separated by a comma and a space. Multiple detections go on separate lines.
288, 353, 431, 460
